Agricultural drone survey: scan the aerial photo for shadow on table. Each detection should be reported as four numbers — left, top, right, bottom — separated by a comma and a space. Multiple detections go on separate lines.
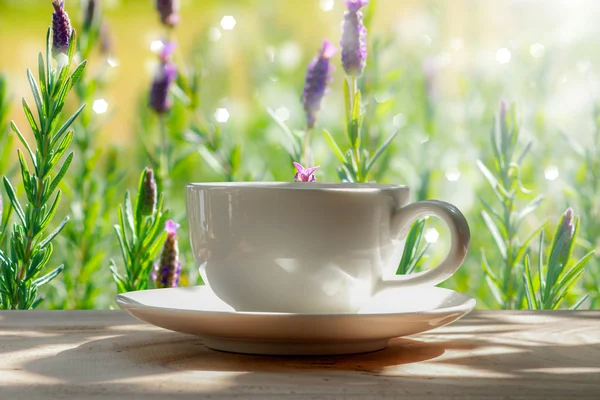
21, 330, 448, 379
16, 311, 600, 398
0, 311, 145, 356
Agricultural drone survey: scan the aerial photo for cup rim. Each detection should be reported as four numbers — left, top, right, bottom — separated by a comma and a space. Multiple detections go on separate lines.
186, 181, 408, 191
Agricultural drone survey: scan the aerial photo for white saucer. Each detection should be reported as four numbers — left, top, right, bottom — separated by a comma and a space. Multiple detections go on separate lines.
115, 285, 475, 356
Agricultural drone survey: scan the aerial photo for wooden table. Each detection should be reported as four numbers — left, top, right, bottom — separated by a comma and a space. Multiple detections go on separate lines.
1, 311, 599, 399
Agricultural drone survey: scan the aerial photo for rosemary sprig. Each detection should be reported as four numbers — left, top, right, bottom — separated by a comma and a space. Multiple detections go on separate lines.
478, 101, 546, 309
109, 168, 169, 293
0, 28, 87, 309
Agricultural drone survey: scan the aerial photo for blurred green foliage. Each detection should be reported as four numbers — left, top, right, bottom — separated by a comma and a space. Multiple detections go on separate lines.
0, 0, 598, 309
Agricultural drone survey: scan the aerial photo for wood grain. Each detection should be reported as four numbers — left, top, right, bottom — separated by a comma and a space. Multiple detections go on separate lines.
1, 311, 599, 399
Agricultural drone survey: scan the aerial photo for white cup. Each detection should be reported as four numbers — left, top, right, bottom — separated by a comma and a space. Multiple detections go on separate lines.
186, 182, 470, 314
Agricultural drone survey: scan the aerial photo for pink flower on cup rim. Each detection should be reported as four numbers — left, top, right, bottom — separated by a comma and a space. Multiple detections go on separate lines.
293, 162, 319, 182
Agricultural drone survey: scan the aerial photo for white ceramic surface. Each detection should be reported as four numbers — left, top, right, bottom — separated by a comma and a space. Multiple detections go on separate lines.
186, 182, 471, 313
115, 285, 476, 356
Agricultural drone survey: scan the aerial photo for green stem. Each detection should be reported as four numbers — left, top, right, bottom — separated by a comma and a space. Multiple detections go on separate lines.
13, 107, 52, 308
349, 76, 362, 182
158, 116, 169, 191
302, 128, 312, 166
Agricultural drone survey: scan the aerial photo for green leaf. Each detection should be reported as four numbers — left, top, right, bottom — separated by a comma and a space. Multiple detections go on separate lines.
123, 192, 136, 242
68, 60, 87, 90
117, 206, 131, 250
570, 294, 589, 310
27, 68, 45, 119
551, 269, 585, 310
481, 249, 500, 284
147, 230, 168, 260
22, 98, 40, 137
511, 163, 534, 195
490, 119, 503, 170
517, 195, 544, 224
349, 89, 362, 147
229, 144, 242, 174
10, 121, 36, 169
365, 129, 399, 175
516, 141, 532, 165
481, 210, 507, 260
134, 169, 147, 229
544, 232, 568, 301
38, 191, 62, 232
523, 255, 538, 310
109, 261, 128, 294
397, 219, 426, 274
323, 129, 346, 164
32, 265, 64, 288
343, 78, 351, 133
45, 28, 51, 89
37, 53, 46, 99
113, 225, 131, 266
51, 105, 86, 147
3, 177, 26, 227
25, 243, 53, 281
485, 275, 505, 307
479, 197, 506, 235
46, 152, 73, 200
476, 160, 510, 203
266, 107, 301, 159
514, 221, 548, 266
141, 210, 167, 251
551, 251, 594, 304
337, 165, 352, 182
537, 229, 545, 299
38, 217, 69, 248
48, 131, 74, 170
51, 78, 71, 119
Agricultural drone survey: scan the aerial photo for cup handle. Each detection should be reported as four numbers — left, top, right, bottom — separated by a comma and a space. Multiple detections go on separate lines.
376, 200, 470, 291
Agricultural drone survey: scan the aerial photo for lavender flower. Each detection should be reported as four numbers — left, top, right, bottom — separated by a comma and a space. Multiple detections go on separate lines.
149, 42, 177, 113
52, 0, 73, 56
301, 40, 336, 129
99, 22, 112, 55
556, 208, 576, 267
155, 0, 180, 27
421, 57, 440, 101
152, 220, 181, 288
499, 99, 509, 133
139, 168, 157, 216
341, 0, 368, 76
293, 162, 319, 182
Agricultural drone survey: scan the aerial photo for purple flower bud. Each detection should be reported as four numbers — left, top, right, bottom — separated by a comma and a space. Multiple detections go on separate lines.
341, 0, 368, 76
499, 99, 509, 134
152, 220, 181, 288
500, 99, 508, 118
99, 21, 112, 55
140, 168, 157, 216
155, 0, 180, 27
421, 57, 440, 101
559, 208, 575, 235
301, 40, 336, 129
293, 162, 319, 182
83, 0, 100, 31
149, 42, 177, 113
52, 0, 73, 55
556, 207, 576, 269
